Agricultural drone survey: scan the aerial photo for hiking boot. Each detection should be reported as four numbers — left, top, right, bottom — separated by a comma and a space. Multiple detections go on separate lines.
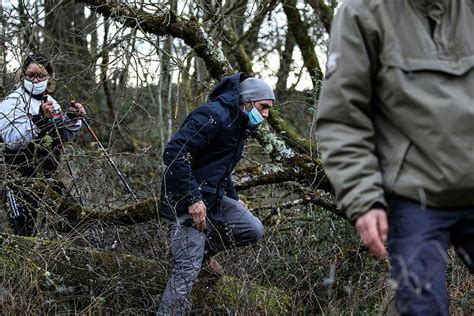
200, 257, 224, 279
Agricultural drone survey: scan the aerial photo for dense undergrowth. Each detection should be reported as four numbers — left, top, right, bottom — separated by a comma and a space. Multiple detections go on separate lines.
0, 150, 472, 314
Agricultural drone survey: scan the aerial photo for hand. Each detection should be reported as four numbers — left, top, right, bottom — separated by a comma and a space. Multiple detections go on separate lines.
40, 101, 54, 118
355, 209, 388, 260
188, 201, 206, 231
68, 101, 86, 118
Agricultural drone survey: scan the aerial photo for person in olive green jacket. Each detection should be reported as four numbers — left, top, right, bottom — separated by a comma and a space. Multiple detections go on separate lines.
316, 0, 474, 314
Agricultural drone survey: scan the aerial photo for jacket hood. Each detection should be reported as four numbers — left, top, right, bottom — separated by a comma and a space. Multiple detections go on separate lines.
208, 72, 249, 111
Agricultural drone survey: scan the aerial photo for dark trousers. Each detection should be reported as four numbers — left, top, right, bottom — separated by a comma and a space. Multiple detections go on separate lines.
4, 179, 66, 236
388, 197, 474, 315
3, 146, 61, 236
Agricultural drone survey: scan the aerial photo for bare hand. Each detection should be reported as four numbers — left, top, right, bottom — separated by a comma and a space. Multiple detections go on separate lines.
188, 201, 206, 231
40, 101, 54, 118
68, 101, 86, 117
355, 209, 388, 260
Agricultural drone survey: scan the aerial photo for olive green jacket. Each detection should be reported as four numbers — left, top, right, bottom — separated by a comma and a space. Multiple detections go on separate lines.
316, 0, 474, 222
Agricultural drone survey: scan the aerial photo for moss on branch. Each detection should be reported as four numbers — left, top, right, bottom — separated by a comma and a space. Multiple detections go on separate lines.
0, 234, 292, 313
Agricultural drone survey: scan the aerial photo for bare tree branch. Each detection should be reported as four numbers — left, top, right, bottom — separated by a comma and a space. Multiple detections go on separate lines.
78, 0, 233, 79
235, 0, 279, 47
304, 0, 333, 34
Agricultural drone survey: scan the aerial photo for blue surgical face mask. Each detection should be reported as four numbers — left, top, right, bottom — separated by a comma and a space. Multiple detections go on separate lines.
24, 79, 48, 95
245, 103, 264, 127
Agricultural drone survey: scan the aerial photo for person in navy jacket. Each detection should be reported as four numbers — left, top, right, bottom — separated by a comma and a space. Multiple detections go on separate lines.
158, 72, 274, 314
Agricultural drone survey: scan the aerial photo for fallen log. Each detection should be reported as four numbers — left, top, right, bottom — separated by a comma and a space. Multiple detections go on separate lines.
19, 164, 334, 227
0, 234, 292, 313
233, 157, 331, 193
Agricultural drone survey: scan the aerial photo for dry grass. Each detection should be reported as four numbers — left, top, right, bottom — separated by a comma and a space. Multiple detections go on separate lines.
0, 148, 472, 314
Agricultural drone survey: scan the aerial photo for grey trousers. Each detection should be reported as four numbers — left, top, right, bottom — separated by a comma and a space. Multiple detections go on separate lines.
157, 196, 264, 315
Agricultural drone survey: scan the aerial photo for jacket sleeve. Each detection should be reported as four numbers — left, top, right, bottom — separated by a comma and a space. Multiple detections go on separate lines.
162, 106, 221, 206
51, 98, 82, 142
33, 98, 83, 144
224, 176, 239, 200
316, 2, 387, 223
0, 93, 41, 150
58, 117, 82, 142
0, 95, 82, 150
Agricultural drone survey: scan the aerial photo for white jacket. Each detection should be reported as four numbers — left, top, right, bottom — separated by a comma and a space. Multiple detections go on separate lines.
0, 87, 82, 150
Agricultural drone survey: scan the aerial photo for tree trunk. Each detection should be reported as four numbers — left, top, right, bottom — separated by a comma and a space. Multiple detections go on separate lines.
276, 31, 295, 95
0, 0, 5, 97
17, 0, 36, 51
156, 44, 166, 147
282, 0, 323, 89
304, 0, 334, 34
163, 36, 173, 140
43, 0, 95, 102
178, 54, 193, 123
99, 20, 115, 118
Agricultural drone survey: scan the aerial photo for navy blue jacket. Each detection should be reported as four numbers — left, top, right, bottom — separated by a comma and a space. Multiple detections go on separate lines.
160, 72, 251, 224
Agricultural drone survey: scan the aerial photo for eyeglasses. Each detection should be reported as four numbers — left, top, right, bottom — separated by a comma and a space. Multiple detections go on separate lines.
24, 72, 49, 81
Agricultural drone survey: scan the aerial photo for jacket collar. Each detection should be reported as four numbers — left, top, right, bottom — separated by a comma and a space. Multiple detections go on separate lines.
410, 0, 448, 17
21, 86, 43, 101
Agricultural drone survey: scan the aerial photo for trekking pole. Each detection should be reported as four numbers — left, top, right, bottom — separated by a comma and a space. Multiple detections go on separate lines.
44, 91, 85, 206
81, 118, 139, 203
6, 186, 23, 234
6, 186, 21, 218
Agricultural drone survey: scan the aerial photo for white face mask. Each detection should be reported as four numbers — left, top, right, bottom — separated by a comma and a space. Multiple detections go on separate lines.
24, 79, 48, 95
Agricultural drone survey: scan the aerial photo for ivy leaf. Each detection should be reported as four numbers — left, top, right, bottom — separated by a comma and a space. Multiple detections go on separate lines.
42, 134, 53, 147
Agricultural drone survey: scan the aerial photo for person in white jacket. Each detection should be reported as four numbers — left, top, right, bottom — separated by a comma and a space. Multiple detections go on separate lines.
0, 52, 86, 236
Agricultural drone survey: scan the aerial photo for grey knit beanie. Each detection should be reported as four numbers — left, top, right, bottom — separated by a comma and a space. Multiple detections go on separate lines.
239, 78, 275, 104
